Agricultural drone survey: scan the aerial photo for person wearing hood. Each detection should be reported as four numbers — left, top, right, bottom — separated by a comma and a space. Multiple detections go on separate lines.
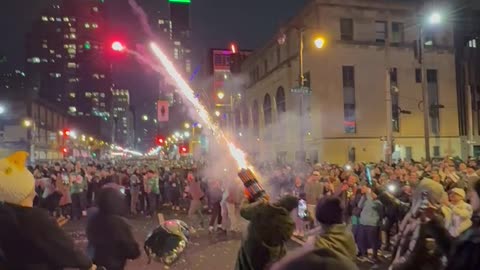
235, 195, 298, 270
0, 151, 94, 270
445, 188, 472, 237
86, 187, 141, 270
445, 179, 480, 270
307, 196, 357, 261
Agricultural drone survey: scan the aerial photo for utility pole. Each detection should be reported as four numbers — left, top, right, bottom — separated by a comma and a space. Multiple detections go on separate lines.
385, 11, 393, 164
465, 60, 474, 157
299, 28, 305, 158
420, 27, 431, 161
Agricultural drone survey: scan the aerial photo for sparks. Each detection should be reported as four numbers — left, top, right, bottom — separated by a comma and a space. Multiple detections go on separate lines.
149, 42, 249, 169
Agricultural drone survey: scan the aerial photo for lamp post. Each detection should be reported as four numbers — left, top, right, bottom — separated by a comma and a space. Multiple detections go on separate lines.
420, 11, 442, 161
289, 27, 325, 161
22, 119, 36, 164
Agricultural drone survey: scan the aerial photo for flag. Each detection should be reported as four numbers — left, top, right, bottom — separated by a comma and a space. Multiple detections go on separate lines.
157, 100, 169, 122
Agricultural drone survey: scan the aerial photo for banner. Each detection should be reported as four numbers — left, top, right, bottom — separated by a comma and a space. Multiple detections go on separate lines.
157, 100, 169, 122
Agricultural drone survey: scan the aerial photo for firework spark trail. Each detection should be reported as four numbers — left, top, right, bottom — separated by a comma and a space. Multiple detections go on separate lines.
148, 42, 250, 169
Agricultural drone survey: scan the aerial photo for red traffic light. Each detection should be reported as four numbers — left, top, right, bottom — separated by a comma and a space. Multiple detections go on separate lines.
155, 136, 165, 146
63, 129, 70, 137
62, 147, 68, 153
111, 41, 125, 52
179, 145, 189, 154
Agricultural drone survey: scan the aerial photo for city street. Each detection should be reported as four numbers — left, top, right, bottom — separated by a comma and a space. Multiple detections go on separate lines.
64, 212, 243, 270
64, 211, 388, 270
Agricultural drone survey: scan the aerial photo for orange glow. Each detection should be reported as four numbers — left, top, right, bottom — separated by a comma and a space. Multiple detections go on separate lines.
149, 42, 250, 169
230, 43, 237, 54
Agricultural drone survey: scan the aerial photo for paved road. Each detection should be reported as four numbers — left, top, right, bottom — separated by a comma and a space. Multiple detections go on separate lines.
63, 212, 389, 270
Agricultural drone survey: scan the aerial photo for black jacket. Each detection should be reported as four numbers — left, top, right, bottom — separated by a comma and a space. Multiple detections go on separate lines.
86, 188, 140, 270
0, 202, 92, 270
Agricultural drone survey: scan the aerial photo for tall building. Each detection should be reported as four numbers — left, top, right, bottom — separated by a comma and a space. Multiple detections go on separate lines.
207, 48, 251, 129
454, 2, 480, 157
169, 0, 192, 75
235, 0, 459, 163
111, 87, 134, 147
25, 0, 112, 139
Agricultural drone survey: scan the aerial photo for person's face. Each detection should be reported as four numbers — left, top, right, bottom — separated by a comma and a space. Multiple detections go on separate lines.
311, 172, 320, 181
460, 163, 467, 171
347, 175, 357, 186
295, 177, 302, 186
54, 165, 60, 171
449, 193, 463, 204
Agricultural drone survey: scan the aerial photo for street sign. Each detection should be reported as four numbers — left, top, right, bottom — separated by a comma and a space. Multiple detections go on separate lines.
290, 86, 312, 95
157, 100, 169, 122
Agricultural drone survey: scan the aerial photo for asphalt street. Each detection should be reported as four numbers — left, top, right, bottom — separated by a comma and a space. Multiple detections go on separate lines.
63, 212, 389, 270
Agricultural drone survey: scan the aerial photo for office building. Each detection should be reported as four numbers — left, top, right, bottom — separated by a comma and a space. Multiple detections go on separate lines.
111, 88, 134, 147
235, 0, 459, 163
25, 0, 112, 138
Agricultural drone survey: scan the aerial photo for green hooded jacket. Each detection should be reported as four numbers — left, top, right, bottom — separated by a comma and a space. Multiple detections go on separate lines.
235, 200, 295, 270
314, 224, 357, 261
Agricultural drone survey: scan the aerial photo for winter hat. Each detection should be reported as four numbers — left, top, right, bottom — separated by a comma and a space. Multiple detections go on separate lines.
315, 196, 344, 225
450, 188, 466, 200
0, 151, 35, 205
274, 195, 299, 212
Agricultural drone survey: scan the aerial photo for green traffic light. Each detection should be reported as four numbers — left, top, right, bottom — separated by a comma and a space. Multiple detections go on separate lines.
84, 41, 91, 50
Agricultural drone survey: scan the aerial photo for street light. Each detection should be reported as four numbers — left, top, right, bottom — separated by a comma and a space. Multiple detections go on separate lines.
215, 110, 221, 117
184, 123, 190, 129
314, 37, 326, 49
22, 119, 32, 128
184, 131, 190, 138
142, 115, 148, 121
217, 91, 225, 100
428, 12, 442, 25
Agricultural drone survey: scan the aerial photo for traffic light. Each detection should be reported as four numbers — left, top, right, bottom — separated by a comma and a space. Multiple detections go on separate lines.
62, 147, 68, 154
179, 145, 189, 154
155, 136, 165, 146
63, 129, 70, 138
111, 41, 125, 52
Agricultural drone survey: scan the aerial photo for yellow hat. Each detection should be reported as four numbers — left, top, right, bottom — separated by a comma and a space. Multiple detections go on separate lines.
0, 151, 35, 205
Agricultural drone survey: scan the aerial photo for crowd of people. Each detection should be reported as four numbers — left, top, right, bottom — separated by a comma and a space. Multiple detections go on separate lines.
2, 152, 480, 270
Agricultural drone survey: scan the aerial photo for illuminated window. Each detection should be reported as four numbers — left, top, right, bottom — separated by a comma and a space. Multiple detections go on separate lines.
41, 16, 48, 21
70, 34, 76, 39
70, 28, 76, 32
69, 92, 76, 98
174, 48, 179, 59
49, 17, 54, 21
67, 62, 77, 68
93, 74, 99, 79
100, 74, 105, 78
186, 59, 191, 73
85, 23, 90, 28
159, 19, 165, 24
92, 23, 98, 28
49, 50, 54, 54
174, 41, 181, 46
31, 57, 41, 63
100, 93, 105, 98
469, 39, 477, 48
69, 106, 77, 113
92, 7, 99, 12
56, 18, 61, 22
56, 54, 62, 58
64, 44, 68, 49
63, 17, 69, 22
42, 44, 48, 48
85, 92, 92, 97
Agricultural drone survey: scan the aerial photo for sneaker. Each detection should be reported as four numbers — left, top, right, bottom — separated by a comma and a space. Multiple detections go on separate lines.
357, 256, 368, 263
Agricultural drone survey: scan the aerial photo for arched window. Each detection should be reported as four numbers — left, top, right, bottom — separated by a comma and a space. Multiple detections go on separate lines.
252, 100, 259, 137
263, 94, 272, 126
276, 87, 286, 116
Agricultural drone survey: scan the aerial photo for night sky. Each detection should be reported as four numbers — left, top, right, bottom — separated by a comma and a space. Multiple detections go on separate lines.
0, 0, 308, 101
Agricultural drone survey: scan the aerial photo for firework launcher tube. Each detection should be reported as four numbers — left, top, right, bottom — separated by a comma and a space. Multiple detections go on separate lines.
238, 168, 268, 202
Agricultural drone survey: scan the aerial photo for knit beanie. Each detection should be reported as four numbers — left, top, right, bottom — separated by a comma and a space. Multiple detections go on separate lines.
274, 195, 299, 212
0, 152, 35, 205
315, 196, 344, 225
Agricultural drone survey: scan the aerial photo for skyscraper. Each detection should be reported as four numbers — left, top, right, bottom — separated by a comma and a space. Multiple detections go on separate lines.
169, 0, 192, 75
111, 87, 134, 147
25, 0, 112, 140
